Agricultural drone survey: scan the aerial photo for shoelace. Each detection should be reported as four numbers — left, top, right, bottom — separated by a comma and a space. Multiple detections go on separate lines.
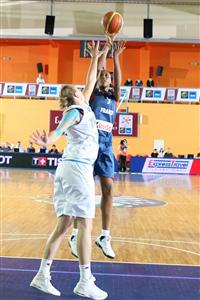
43, 274, 51, 282
104, 236, 113, 251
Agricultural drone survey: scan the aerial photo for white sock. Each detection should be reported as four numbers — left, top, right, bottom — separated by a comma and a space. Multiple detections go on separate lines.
38, 259, 52, 275
79, 264, 91, 281
101, 229, 110, 237
72, 228, 78, 237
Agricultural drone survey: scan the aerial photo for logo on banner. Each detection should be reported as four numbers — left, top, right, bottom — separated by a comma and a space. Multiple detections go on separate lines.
32, 193, 167, 208
15, 86, 23, 93
154, 90, 161, 98
120, 89, 127, 100
95, 195, 167, 208
189, 91, 196, 99
0, 155, 13, 165
118, 114, 133, 135
50, 87, 57, 95
32, 157, 62, 167
142, 158, 193, 174
7, 85, 15, 93
181, 91, 188, 99
32, 157, 47, 166
167, 89, 175, 100
132, 87, 140, 100
42, 86, 49, 94
146, 90, 153, 98
28, 84, 37, 96
148, 159, 190, 169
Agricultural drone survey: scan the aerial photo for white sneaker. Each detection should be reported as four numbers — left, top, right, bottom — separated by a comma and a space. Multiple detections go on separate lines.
95, 235, 115, 259
30, 272, 61, 296
73, 276, 108, 300
68, 234, 78, 258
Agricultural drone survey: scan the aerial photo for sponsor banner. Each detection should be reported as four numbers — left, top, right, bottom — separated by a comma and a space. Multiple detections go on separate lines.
120, 86, 131, 101
176, 88, 200, 102
142, 158, 193, 174
0, 152, 199, 174
26, 84, 38, 97
113, 113, 138, 136
141, 88, 166, 101
130, 87, 142, 100
165, 88, 177, 101
3, 83, 27, 96
0, 83, 4, 95
0, 152, 62, 169
37, 84, 62, 97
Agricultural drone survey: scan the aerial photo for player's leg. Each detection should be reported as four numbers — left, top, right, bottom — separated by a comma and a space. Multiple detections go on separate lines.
124, 156, 127, 172
119, 154, 123, 171
30, 215, 73, 296
95, 176, 115, 258
122, 155, 126, 172
68, 218, 78, 257
73, 217, 108, 300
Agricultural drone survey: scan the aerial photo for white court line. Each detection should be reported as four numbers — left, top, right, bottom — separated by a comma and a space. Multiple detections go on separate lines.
1, 255, 200, 267
1, 233, 199, 245
1, 237, 199, 256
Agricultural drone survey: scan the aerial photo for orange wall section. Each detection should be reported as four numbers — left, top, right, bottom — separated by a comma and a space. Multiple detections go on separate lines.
1, 99, 199, 157
113, 102, 200, 157
57, 41, 79, 84
149, 44, 200, 88
0, 39, 199, 88
121, 48, 140, 85
0, 43, 49, 83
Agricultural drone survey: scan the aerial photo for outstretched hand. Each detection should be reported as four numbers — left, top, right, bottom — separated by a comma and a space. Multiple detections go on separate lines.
86, 41, 105, 59
113, 40, 126, 57
30, 130, 47, 146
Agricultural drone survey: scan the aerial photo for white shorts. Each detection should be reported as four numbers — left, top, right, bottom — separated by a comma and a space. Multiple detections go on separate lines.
53, 160, 95, 219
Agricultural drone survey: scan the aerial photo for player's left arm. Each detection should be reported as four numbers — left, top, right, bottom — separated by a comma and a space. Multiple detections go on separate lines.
113, 41, 126, 102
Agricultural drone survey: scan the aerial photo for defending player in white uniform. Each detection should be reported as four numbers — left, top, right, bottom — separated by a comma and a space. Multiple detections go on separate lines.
29, 41, 108, 300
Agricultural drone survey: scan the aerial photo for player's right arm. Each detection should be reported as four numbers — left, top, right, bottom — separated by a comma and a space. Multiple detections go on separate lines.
30, 109, 81, 147
97, 35, 113, 73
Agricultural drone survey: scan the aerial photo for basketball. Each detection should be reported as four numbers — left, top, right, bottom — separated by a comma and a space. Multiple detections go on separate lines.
101, 11, 124, 35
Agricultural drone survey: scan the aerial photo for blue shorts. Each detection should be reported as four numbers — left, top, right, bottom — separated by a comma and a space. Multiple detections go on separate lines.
94, 144, 115, 178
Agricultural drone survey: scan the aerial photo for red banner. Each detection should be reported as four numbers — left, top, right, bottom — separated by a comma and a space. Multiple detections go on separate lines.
50, 110, 138, 137
112, 113, 138, 137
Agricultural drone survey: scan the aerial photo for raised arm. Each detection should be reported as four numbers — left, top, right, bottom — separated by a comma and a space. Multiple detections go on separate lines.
83, 41, 105, 102
113, 41, 126, 102
97, 35, 113, 75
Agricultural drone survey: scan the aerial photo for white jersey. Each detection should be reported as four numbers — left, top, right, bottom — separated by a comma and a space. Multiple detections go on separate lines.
62, 104, 99, 164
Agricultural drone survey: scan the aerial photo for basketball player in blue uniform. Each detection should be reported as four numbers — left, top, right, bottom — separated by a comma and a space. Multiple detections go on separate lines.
30, 41, 108, 300
69, 38, 126, 259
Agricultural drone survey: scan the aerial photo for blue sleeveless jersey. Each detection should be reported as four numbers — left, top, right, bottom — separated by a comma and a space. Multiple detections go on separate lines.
90, 89, 117, 146
90, 88, 117, 177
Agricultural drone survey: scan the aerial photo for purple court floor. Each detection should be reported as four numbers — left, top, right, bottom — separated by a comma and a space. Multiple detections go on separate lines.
0, 257, 199, 300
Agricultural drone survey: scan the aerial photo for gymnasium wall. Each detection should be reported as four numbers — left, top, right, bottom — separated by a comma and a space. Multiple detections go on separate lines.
0, 40, 199, 87
1, 99, 199, 157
